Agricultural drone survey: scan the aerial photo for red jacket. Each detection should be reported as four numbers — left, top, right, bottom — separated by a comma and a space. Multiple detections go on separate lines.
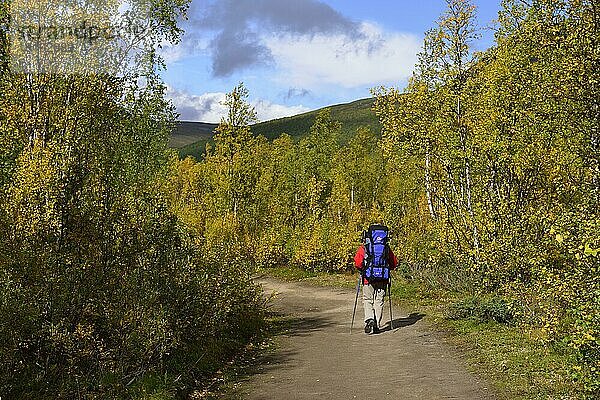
354, 245, 398, 285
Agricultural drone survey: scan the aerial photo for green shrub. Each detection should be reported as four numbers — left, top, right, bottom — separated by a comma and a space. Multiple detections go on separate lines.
446, 296, 515, 325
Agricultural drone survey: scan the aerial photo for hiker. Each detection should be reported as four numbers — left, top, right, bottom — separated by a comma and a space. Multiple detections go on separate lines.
354, 224, 398, 334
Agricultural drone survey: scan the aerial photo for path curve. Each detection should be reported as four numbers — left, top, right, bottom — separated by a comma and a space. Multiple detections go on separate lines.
232, 277, 496, 400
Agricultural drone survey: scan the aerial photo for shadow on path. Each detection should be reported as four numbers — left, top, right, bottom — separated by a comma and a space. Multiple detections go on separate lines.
380, 312, 426, 332
268, 312, 338, 338
231, 312, 338, 381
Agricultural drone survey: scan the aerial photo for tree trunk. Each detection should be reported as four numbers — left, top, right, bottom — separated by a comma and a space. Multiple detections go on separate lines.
425, 147, 436, 219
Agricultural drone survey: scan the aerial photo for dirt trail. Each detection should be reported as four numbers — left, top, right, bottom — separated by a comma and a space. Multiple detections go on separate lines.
231, 277, 496, 400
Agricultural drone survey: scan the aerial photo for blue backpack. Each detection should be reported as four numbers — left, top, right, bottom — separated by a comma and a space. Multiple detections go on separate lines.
362, 224, 391, 282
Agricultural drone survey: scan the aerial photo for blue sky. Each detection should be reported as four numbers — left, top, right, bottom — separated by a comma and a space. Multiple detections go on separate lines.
161, 0, 502, 123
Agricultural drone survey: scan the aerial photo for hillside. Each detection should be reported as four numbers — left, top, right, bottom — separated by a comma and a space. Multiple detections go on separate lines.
168, 121, 218, 148
251, 97, 380, 140
173, 97, 381, 160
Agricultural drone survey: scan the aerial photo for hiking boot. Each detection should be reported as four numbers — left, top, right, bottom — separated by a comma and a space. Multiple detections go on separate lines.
364, 319, 375, 334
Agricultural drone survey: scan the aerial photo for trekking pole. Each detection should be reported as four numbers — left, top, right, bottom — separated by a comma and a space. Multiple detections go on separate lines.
350, 272, 361, 334
388, 274, 394, 330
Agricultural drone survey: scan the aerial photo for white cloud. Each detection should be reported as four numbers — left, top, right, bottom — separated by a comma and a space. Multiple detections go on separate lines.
159, 36, 211, 64
167, 89, 227, 123
264, 22, 420, 88
166, 87, 309, 123
254, 100, 309, 122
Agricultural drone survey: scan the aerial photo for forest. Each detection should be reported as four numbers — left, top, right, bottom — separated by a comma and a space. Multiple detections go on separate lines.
0, 0, 598, 398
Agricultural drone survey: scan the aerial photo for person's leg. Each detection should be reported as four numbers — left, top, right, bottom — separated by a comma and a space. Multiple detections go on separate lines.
362, 283, 376, 323
372, 283, 387, 330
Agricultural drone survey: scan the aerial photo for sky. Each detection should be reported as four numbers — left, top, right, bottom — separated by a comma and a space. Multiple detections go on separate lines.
161, 0, 502, 123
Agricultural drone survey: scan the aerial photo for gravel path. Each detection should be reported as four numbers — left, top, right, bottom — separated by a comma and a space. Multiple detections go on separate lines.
230, 277, 496, 400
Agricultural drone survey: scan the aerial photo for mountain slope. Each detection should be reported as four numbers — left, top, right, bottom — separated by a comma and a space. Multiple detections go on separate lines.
251, 98, 380, 140
173, 97, 381, 160
168, 121, 218, 148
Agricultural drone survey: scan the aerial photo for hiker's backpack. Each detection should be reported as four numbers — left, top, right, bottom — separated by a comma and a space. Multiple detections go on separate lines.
362, 224, 391, 282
